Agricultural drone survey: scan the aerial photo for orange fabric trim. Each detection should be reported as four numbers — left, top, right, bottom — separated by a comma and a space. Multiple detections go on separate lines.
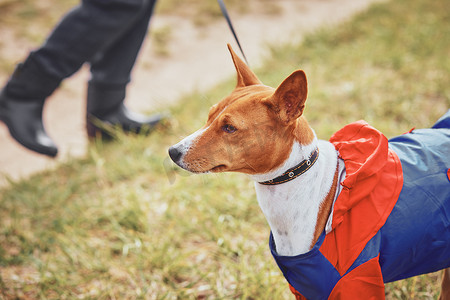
328, 255, 385, 300
403, 127, 415, 134
287, 256, 386, 300
287, 122, 403, 299
289, 284, 307, 300
321, 121, 403, 275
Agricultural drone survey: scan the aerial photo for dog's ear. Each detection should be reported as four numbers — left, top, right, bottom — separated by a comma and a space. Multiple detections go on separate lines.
227, 44, 261, 88
266, 70, 308, 124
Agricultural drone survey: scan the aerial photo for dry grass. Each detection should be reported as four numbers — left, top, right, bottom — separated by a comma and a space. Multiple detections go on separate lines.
1, 0, 449, 298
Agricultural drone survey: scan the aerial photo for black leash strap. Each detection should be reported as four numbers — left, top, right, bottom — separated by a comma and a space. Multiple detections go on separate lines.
217, 0, 249, 65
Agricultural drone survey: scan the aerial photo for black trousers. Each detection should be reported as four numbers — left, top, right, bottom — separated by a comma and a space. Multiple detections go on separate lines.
6, 0, 157, 112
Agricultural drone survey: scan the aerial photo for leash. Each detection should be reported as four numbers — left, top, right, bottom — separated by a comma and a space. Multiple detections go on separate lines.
217, 0, 249, 65
259, 148, 320, 185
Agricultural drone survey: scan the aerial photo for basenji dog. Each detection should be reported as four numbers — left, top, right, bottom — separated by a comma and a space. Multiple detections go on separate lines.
169, 45, 450, 299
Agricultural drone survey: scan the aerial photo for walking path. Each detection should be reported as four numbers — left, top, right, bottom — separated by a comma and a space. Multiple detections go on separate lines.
0, 0, 385, 185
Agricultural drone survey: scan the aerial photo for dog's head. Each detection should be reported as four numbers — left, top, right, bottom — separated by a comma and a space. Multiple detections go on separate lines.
169, 45, 314, 175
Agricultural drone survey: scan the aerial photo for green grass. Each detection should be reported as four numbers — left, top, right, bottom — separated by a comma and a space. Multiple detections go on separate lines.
1, 0, 449, 298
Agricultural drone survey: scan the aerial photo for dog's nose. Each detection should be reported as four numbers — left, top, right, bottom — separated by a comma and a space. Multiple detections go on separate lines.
168, 146, 182, 162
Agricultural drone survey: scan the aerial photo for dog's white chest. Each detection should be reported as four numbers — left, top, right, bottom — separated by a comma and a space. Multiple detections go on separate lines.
253, 140, 338, 256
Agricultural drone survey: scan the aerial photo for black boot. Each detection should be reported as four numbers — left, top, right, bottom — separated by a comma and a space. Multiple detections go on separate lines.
86, 81, 165, 139
0, 60, 61, 157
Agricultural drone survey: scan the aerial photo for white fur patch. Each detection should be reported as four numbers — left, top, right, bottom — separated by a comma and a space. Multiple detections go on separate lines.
325, 157, 346, 233
171, 127, 207, 169
253, 139, 339, 256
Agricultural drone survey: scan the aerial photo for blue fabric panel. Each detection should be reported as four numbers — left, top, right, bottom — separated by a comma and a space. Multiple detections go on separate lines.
345, 230, 382, 275
270, 232, 341, 300
432, 109, 450, 129
381, 120, 450, 282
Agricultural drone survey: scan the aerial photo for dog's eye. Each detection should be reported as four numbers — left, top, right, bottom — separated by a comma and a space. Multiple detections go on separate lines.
222, 124, 237, 133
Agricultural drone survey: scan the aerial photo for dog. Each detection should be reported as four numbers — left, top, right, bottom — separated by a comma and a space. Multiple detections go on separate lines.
169, 45, 450, 299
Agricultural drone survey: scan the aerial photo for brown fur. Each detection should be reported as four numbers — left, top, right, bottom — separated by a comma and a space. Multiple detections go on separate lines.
183, 46, 313, 175
440, 268, 450, 300
173, 44, 449, 298
311, 167, 339, 249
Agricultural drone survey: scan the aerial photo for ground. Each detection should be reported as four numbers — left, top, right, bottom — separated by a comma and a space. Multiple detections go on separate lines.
0, 0, 385, 185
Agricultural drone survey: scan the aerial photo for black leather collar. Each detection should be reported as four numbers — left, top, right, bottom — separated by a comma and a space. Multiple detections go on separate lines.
259, 148, 319, 186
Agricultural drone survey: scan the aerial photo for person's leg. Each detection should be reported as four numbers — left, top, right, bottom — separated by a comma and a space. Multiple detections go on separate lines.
30, 0, 150, 81
0, 0, 147, 156
86, 0, 163, 138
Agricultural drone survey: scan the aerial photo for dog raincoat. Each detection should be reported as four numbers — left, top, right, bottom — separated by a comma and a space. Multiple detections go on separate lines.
270, 110, 450, 300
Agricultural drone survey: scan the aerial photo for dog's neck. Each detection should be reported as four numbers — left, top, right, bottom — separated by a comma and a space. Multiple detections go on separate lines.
250, 134, 339, 256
